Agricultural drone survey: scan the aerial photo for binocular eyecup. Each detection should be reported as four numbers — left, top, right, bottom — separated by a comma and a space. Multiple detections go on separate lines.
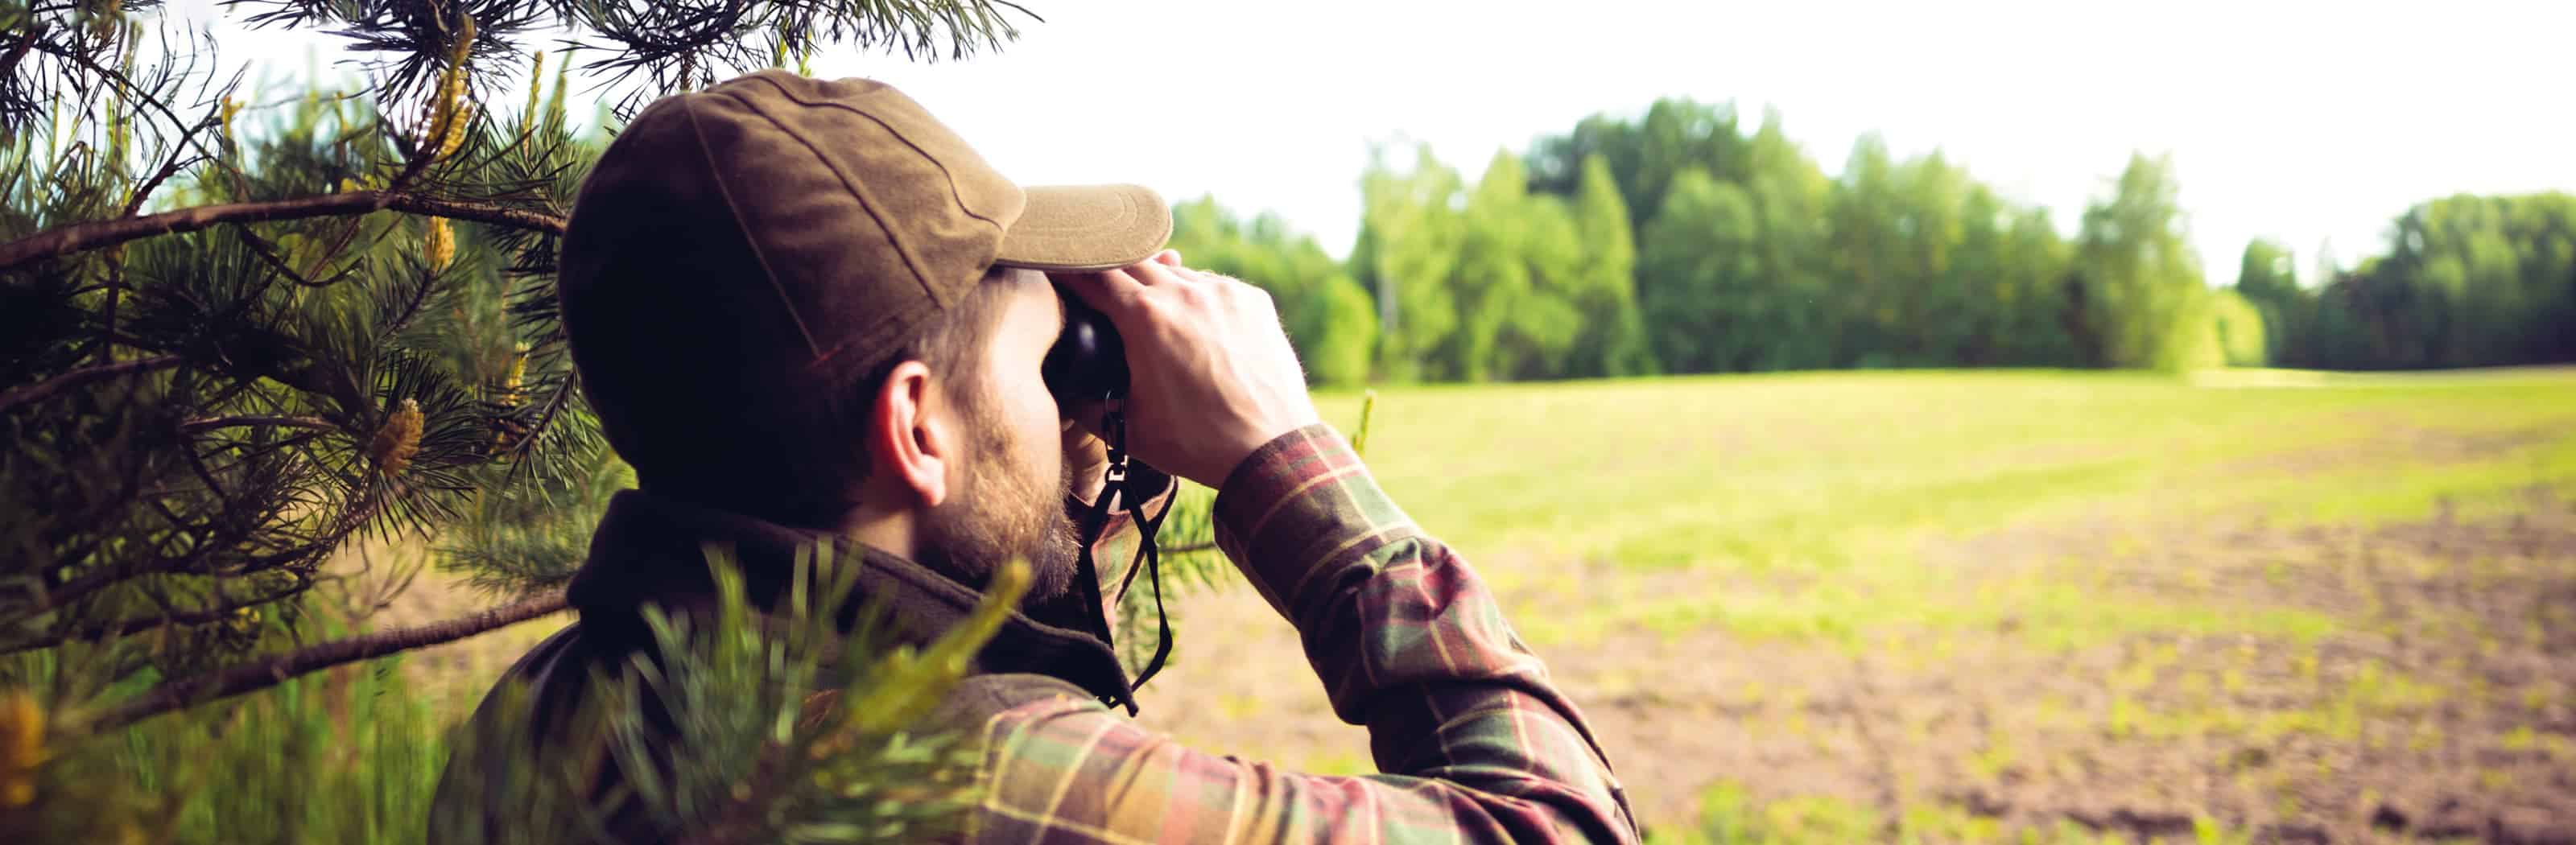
1044, 292, 1129, 406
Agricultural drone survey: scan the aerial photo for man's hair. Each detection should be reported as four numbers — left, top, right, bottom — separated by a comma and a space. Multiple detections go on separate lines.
586, 270, 1014, 528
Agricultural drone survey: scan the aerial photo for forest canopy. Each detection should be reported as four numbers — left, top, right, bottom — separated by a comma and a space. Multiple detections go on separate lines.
1208, 99, 2575, 384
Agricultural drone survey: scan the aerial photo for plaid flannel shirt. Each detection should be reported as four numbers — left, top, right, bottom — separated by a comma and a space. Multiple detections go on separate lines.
963, 424, 1640, 843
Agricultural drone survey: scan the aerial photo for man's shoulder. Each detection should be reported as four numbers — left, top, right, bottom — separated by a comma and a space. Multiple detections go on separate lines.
923, 672, 1109, 734
457, 619, 603, 731
456, 615, 1108, 727
431, 621, 1116, 839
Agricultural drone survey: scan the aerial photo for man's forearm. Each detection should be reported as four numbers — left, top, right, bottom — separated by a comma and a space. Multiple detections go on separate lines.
1212, 423, 1639, 840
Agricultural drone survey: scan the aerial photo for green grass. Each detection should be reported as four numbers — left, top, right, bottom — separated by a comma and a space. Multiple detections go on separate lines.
28, 653, 448, 845
1315, 368, 2576, 651
1623, 576, 2343, 653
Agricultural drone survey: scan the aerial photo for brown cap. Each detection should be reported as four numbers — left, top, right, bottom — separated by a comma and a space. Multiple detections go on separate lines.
555, 71, 1170, 510
559, 69, 1171, 373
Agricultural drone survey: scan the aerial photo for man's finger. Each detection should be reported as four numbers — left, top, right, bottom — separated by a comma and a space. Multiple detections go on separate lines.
1055, 267, 1145, 314
1124, 258, 1195, 287
1150, 249, 1183, 267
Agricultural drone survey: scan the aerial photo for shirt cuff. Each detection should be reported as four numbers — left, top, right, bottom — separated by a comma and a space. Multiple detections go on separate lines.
1211, 424, 1418, 620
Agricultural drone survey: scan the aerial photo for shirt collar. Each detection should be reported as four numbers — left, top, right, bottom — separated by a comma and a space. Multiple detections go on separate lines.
563, 488, 1137, 705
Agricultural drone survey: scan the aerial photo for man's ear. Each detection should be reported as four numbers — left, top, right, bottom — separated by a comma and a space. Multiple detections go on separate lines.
867, 361, 953, 508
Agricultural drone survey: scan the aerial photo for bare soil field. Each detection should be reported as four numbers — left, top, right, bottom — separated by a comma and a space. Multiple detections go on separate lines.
1135, 494, 2576, 843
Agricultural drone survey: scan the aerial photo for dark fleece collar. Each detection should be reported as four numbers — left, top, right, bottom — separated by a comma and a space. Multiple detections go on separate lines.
562, 489, 1137, 706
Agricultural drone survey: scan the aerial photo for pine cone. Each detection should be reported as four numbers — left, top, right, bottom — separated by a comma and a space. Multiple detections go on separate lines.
370, 398, 424, 476
423, 218, 455, 273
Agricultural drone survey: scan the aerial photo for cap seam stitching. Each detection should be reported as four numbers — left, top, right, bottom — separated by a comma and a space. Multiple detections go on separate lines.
681, 97, 824, 359
719, 84, 951, 314
747, 74, 1009, 232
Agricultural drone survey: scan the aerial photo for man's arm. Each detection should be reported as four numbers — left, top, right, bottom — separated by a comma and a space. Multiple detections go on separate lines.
1013, 255, 1637, 843
963, 422, 1637, 843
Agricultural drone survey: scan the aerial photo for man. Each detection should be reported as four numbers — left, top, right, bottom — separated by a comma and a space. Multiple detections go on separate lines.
432, 70, 1638, 843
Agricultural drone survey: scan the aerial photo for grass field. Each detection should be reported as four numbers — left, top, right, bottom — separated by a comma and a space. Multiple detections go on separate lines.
353, 367, 2576, 843
1113, 368, 2576, 843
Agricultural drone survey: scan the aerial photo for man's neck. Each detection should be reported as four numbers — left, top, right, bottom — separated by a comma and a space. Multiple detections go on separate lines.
836, 500, 920, 564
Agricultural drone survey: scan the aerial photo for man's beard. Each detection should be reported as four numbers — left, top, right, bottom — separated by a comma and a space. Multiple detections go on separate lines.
915, 402, 1080, 603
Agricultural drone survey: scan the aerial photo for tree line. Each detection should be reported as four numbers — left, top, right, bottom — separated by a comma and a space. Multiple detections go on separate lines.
2238, 195, 2576, 370
1180, 98, 2574, 385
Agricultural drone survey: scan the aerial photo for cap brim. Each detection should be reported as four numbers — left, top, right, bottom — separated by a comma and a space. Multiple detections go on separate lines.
990, 183, 1173, 272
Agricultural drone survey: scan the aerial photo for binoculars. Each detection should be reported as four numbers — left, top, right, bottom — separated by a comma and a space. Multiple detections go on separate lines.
1042, 291, 1129, 407
1038, 288, 1181, 707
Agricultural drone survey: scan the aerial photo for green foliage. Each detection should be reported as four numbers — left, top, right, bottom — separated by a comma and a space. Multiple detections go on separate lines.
1331, 99, 2565, 385
1356, 142, 1656, 383
1567, 155, 1656, 377
2077, 154, 2210, 371
2231, 238, 2301, 364
2209, 288, 2268, 367
1719, 113, 1840, 369
4, 2, 1042, 840
1528, 98, 1748, 237
1356, 143, 1467, 382
1638, 167, 1761, 372
1435, 151, 1589, 381
1, 54, 610, 691
1411, 101, 2566, 378
437, 549, 1017, 844
1166, 196, 1377, 385
2234, 238, 2299, 303
1678, 781, 1881, 844
1517, 102, 2092, 375
2263, 192, 2576, 369
1, 624, 448, 845
2, 550, 1010, 844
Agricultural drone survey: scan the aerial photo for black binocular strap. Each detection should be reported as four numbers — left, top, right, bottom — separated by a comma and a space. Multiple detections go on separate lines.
1068, 412, 1178, 715
1123, 487, 1177, 691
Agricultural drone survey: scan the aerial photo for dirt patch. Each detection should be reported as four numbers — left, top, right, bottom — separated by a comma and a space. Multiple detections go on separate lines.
1133, 492, 2576, 843
2229, 423, 2559, 478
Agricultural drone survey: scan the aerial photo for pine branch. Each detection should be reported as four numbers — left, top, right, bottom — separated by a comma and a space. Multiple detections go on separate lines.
0, 191, 567, 270
88, 587, 570, 732
180, 414, 340, 432
14, 32, 239, 184
5, 527, 312, 634
0, 587, 303, 654
0, 25, 33, 84
0, 354, 184, 413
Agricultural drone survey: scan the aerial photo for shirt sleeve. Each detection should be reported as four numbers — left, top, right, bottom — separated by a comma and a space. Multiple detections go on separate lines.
968, 425, 1639, 844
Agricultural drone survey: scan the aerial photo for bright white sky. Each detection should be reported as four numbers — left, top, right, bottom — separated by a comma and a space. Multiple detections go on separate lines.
179, 0, 2574, 284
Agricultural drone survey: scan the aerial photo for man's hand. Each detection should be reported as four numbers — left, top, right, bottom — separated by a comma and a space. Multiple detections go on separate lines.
1055, 252, 1322, 488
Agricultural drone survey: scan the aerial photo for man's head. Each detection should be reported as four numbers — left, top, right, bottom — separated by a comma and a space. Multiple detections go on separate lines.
874, 266, 1086, 599
554, 71, 1169, 600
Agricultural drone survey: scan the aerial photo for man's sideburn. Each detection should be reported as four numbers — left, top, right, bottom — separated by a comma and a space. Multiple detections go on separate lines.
914, 381, 1082, 602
